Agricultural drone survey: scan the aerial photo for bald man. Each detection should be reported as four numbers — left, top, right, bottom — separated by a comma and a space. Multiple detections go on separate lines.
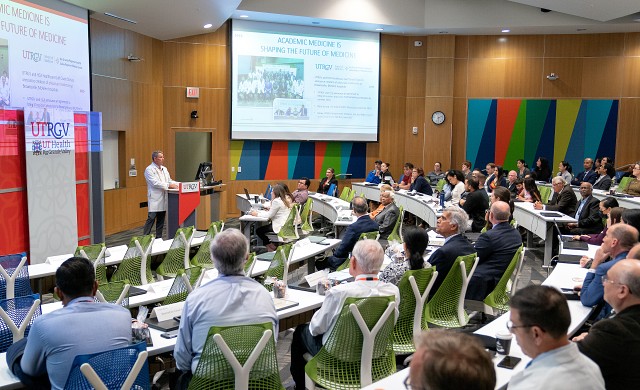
466, 201, 522, 300
573, 260, 640, 389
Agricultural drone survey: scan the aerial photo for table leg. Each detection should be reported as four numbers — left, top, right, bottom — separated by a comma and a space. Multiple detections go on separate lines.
543, 224, 554, 269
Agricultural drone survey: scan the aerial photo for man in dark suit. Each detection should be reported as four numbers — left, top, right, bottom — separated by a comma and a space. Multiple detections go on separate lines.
323, 196, 380, 270
574, 259, 640, 389
565, 183, 603, 234
466, 201, 522, 300
571, 158, 598, 186
374, 190, 399, 241
534, 176, 577, 216
427, 206, 475, 297
506, 170, 518, 197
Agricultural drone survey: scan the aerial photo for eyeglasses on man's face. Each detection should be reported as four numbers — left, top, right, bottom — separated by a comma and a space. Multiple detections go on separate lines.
506, 320, 535, 333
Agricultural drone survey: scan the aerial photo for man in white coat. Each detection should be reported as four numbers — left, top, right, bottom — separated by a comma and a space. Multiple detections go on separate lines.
143, 150, 178, 239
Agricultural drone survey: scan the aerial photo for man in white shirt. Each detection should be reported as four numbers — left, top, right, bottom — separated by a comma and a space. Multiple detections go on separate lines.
507, 285, 605, 390
289, 239, 400, 389
143, 150, 178, 239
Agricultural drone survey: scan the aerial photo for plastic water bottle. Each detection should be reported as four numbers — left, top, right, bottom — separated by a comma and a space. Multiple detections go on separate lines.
439, 192, 445, 209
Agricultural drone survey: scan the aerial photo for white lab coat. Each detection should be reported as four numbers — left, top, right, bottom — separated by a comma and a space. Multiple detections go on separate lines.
144, 162, 175, 212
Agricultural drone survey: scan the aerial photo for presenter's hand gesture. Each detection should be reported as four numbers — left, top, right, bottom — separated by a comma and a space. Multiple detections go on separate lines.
169, 183, 179, 189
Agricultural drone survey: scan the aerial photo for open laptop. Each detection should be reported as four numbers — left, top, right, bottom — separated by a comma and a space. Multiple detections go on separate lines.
553, 221, 588, 250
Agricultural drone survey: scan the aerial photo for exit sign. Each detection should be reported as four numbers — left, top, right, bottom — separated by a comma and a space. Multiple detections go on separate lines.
186, 87, 199, 98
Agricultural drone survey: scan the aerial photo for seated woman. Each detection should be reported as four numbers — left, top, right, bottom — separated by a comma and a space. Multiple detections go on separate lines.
574, 199, 621, 245
378, 162, 394, 185
556, 160, 573, 184
484, 186, 514, 231
317, 167, 338, 195
622, 162, 640, 196
516, 159, 530, 179
446, 169, 466, 205
533, 157, 552, 182
517, 177, 542, 203
409, 167, 432, 195
380, 227, 429, 285
251, 183, 293, 251
487, 166, 507, 193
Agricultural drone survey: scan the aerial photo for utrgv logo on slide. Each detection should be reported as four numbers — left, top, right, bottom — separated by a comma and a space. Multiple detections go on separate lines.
22, 50, 42, 62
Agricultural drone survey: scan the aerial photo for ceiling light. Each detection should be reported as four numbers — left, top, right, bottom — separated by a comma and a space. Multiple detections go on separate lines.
376, 28, 384, 31
239, 15, 249, 18
204, 23, 212, 29
501, 29, 510, 33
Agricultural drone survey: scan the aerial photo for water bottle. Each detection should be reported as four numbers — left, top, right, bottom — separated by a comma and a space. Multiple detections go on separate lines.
115, 178, 119, 189
439, 192, 445, 209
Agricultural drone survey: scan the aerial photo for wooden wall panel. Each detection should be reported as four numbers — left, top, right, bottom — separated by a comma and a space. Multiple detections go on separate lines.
617, 98, 640, 165
380, 56, 408, 97
104, 189, 127, 235
624, 33, 640, 56
504, 58, 542, 97
581, 58, 623, 98
407, 36, 428, 59
405, 97, 426, 167
467, 36, 543, 59
407, 59, 426, 97
424, 97, 453, 168
455, 36, 469, 59
125, 31, 155, 84
378, 96, 406, 172
425, 58, 454, 97
91, 76, 131, 131
467, 59, 507, 97
90, 20, 126, 78
542, 58, 583, 98
427, 36, 455, 58
452, 98, 468, 168
622, 57, 640, 97
453, 59, 467, 97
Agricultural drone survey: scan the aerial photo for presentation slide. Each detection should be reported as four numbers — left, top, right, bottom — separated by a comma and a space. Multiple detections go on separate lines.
0, 0, 90, 124
231, 20, 380, 142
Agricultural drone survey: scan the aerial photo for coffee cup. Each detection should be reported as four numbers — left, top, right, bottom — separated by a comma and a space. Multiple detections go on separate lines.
273, 280, 286, 298
496, 330, 513, 355
254, 195, 259, 203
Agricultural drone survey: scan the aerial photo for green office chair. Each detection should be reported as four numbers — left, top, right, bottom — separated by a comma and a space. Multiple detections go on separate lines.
75, 243, 108, 284
538, 185, 552, 204
191, 220, 225, 269
262, 243, 294, 292
483, 246, 525, 314
188, 322, 283, 390
335, 231, 379, 272
619, 177, 632, 193
435, 179, 446, 193
299, 198, 314, 235
339, 187, 351, 201
95, 281, 130, 307
424, 253, 478, 328
111, 234, 155, 286
244, 252, 257, 277
156, 226, 194, 279
304, 296, 397, 389
386, 206, 404, 243
162, 266, 203, 306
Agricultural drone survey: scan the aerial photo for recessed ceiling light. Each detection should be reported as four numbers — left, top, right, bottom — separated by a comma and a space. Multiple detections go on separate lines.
501, 29, 510, 33
239, 15, 249, 18
204, 23, 212, 29
376, 28, 384, 31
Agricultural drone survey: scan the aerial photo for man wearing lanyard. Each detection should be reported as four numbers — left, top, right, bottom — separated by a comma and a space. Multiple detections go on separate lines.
11, 257, 132, 389
289, 239, 400, 389
143, 150, 179, 239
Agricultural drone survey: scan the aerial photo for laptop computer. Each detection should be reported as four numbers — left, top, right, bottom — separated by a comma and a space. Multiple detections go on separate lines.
553, 221, 589, 250
540, 211, 564, 218
146, 316, 180, 332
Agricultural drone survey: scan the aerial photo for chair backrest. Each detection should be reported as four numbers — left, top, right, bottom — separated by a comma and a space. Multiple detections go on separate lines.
299, 198, 314, 234
386, 206, 404, 243
347, 188, 356, 202
263, 243, 294, 291
425, 253, 478, 328
264, 184, 273, 200
538, 185, 552, 204
95, 281, 130, 307
339, 187, 351, 201
162, 266, 203, 306
393, 268, 438, 354
277, 204, 300, 242
188, 322, 282, 390
75, 243, 108, 284
483, 246, 523, 312
0, 253, 32, 300
619, 176, 632, 192
0, 294, 41, 352
435, 178, 446, 192
509, 246, 526, 297
111, 234, 155, 286
327, 183, 337, 197
156, 226, 195, 278
64, 341, 150, 390
358, 231, 380, 241
244, 252, 257, 277
191, 221, 224, 269
315, 296, 396, 387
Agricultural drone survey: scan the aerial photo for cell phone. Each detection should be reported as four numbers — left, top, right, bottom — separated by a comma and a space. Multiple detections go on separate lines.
317, 241, 330, 245
560, 288, 574, 293
160, 331, 178, 339
497, 356, 521, 369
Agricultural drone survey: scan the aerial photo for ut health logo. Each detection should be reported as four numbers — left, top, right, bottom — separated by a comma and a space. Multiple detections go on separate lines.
22, 50, 42, 62
32, 140, 43, 154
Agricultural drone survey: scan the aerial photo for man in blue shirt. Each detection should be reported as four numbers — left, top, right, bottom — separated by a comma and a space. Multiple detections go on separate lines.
16, 257, 132, 390
580, 223, 638, 318
365, 159, 382, 184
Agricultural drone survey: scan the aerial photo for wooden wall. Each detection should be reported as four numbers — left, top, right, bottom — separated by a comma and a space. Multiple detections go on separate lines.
91, 18, 640, 234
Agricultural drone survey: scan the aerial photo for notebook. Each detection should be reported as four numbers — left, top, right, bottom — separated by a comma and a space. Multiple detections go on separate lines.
540, 211, 563, 218
307, 236, 327, 244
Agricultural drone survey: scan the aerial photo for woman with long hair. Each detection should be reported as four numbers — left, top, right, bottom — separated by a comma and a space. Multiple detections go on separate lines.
446, 170, 466, 204
516, 159, 530, 179
557, 160, 573, 183
251, 183, 293, 250
487, 165, 507, 193
380, 227, 429, 285
622, 162, 640, 196
484, 186, 514, 230
574, 198, 620, 245
317, 167, 338, 195
534, 157, 552, 182
518, 177, 542, 203
409, 167, 432, 195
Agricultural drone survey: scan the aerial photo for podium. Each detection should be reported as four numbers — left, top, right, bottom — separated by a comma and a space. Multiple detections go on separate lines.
168, 182, 226, 237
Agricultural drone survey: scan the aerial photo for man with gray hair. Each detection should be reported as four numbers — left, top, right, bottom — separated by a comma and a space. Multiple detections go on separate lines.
373, 190, 399, 241
427, 206, 475, 297
466, 201, 522, 300
143, 150, 179, 239
534, 176, 577, 216
174, 228, 278, 376
290, 239, 400, 389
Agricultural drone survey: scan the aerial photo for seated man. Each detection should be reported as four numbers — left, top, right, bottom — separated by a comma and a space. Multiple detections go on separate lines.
466, 201, 522, 300
508, 285, 605, 389
14, 257, 132, 389
322, 196, 380, 270
571, 158, 598, 186
291, 177, 310, 205
507, 170, 518, 196
534, 176, 577, 216
175, 229, 278, 375
395, 162, 414, 190
373, 190, 399, 241
427, 206, 475, 296
290, 240, 399, 389
565, 183, 602, 234
459, 178, 489, 232
365, 159, 382, 184
573, 259, 640, 389
580, 224, 638, 318
410, 330, 495, 390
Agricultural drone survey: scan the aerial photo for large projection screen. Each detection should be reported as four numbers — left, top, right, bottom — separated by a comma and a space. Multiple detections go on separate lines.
231, 20, 380, 142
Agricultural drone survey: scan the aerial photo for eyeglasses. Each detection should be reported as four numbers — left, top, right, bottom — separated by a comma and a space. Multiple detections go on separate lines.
602, 275, 624, 287
403, 376, 425, 390
506, 320, 535, 333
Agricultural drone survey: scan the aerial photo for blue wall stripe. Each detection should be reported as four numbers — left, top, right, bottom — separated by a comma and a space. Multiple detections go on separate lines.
466, 100, 493, 164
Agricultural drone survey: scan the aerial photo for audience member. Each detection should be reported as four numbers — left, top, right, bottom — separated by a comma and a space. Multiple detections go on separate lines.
378, 162, 394, 185
622, 162, 640, 196
395, 162, 414, 190
461, 160, 473, 180
426, 162, 446, 186
534, 177, 577, 216
573, 259, 640, 390
409, 167, 433, 195
556, 160, 573, 183
466, 201, 522, 300
446, 170, 466, 204
484, 186, 514, 231
628, 243, 640, 259
516, 159, 530, 179
473, 170, 489, 203
317, 167, 338, 195
594, 157, 602, 170
409, 330, 495, 390
580, 224, 638, 318
575, 203, 622, 246
484, 163, 496, 192
487, 165, 507, 193
427, 206, 475, 296
291, 177, 310, 204
322, 196, 379, 270
373, 190, 399, 241
380, 226, 429, 285
534, 156, 552, 182
507, 285, 605, 389
460, 178, 489, 232
12, 257, 131, 389
518, 177, 542, 203
622, 208, 640, 233
175, 229, 278, 375
592, 163, 614, 191
572, 158, 597, 185
289, 240, 399, 389
365, 159, 382, 184
565, 183, 603, 234
507, 170, 518, 196
251, 183, 293, 250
